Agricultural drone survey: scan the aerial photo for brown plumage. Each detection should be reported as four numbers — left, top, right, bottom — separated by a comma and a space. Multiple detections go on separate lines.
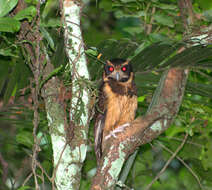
94, 58, 137, 162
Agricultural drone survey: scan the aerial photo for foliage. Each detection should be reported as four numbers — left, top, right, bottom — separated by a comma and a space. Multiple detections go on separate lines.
0, 0, 212, 189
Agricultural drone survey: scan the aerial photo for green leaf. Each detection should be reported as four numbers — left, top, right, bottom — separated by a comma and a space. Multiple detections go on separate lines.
40, 26, 55, 50
137, 95, 146, 102
131, 43, 178, 71
41, 18, 61, 27
17, 186, 32, 190
201, 142, 212, 170
0, 48, 18, 57
186, 82, 212, 99
99, 0, 112, 11
203, 9, 212, 21
0, 17, 20, 32
0, 61, 10, 94
179, 168, 200, 189
120, 0, 137, 2
149, 33, 172, 43
14, 6, 36, 21
85, 48, 98, 56
39, 65, 63, 89
16, 131, 33, 148
165, 126, 185, 137
0, 0, 18, 17
196, 0, 212, 10
97, 39, 138, 61
42, 0, 58, 19
123, 26, 143, 35
3, 62, 20, 104
191, 159, 212, 182
115, 10, 146, 18
154, 3, 177, 10
154, 13, 174, 27
163, 45, 212, 69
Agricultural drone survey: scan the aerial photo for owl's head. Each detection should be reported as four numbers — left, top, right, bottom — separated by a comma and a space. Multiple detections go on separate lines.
103, 58, 133, 83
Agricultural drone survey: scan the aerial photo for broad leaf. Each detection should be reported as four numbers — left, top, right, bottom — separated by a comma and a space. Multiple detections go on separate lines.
131, 43, 179, 71
3, 62, 20, 104
40, 26, 55, 50
0, 61, 10, 94
17, 186, 32, 190
0, 17, 20, 32
0, 0, 18, 17
97, 38, 138, 60
154, 13, 174, 27
162, 45, 212, 68
16, 131, 33, 148
14, 6, 36, 21
0, 48, 18, 57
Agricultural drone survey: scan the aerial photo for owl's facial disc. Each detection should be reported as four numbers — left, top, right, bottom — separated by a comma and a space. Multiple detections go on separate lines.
104, 59, 133, 82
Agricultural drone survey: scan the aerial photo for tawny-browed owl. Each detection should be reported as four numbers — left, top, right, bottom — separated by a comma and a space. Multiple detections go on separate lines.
94, 58, 137, 162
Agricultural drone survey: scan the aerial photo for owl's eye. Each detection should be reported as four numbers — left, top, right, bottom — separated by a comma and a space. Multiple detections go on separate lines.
121, 66, 127, 72
108, 66, 114, 72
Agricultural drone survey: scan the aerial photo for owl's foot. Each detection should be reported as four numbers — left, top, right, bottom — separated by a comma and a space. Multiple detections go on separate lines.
105, 123, 130, 140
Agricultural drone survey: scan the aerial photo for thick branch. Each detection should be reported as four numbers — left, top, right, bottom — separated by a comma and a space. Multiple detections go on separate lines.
91, 68, 188, 190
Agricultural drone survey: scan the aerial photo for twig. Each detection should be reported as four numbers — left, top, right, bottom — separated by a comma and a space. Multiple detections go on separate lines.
22, 172, 33, 187
157, 141, 203, 189
27, 149, 54, 187
146, 7, 156, 34
144, 133, 188, 190
163, 136, 203, 148
36, 159, 52, 182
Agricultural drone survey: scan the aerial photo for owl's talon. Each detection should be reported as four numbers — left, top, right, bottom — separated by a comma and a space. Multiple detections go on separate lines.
105, 123, 130, 140
105, 131, 116, 140
114, 123, 130, 132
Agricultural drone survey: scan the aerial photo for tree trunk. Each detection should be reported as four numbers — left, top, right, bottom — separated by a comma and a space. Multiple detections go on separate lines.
42, 0, 90, 189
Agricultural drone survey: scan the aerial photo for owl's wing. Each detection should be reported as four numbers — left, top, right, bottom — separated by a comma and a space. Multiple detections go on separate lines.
94, 83, 106, 162
94, 113, 105, 162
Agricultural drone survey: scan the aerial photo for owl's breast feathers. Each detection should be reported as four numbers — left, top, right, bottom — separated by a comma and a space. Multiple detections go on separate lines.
102, 72, 137, 134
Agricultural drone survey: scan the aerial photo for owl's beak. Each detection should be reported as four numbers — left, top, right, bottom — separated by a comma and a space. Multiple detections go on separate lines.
115, 72, 120, 81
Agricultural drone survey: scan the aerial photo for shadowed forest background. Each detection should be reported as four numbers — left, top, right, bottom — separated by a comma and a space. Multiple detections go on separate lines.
0, 0, 212, 189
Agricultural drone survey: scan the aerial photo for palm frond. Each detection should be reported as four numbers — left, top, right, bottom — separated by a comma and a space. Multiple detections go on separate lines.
91, 39, 212, 99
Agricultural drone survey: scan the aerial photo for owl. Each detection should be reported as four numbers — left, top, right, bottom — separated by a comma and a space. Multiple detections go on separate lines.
94, 58, 137, 162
